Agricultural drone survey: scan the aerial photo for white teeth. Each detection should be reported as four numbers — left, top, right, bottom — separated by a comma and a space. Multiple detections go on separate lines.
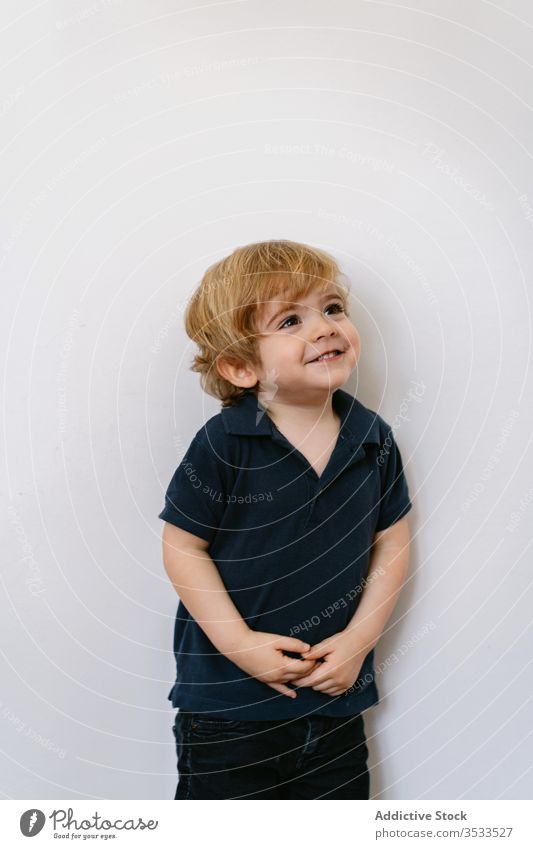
315, 350, 340, 361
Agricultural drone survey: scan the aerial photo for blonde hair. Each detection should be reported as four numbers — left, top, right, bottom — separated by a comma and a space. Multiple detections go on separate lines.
184, 239, 350, 407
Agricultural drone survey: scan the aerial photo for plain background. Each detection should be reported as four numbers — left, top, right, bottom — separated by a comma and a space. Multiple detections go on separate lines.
1, 0, 532, 799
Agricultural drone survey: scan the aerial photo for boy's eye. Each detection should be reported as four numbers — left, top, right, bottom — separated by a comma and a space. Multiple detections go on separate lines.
325, 302, 345, 316
278, 313, 299, 329
278, 302, 345, 329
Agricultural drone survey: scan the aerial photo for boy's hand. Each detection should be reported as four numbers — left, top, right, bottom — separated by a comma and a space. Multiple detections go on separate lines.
292, 630, 369, 696
233, 630, 321, 698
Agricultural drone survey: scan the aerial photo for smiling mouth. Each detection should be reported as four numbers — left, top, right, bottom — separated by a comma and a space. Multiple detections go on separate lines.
308, 349, 344, 363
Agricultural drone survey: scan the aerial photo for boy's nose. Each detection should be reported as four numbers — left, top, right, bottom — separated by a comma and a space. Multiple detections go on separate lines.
309, 312, 337, 335
309, 326, 339, 348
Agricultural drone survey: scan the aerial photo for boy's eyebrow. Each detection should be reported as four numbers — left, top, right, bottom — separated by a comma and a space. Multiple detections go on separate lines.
264, 290, 342, 328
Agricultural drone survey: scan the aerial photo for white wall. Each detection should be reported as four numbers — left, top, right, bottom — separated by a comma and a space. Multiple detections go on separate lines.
1, 0, 532, 800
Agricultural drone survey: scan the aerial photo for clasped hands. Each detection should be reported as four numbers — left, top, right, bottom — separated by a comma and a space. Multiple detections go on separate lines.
235, 628, 370, 699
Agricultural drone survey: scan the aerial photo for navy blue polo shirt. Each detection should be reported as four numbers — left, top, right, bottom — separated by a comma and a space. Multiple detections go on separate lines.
158, 387, 412, 720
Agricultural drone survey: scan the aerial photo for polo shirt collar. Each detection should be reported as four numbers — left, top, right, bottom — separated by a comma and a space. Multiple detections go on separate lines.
221, 387, 381, 447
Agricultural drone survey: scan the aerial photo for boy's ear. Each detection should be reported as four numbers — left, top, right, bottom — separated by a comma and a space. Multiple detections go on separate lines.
216, 355, 258, 389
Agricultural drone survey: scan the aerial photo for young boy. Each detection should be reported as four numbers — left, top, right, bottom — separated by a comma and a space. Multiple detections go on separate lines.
159, 240, 412, 800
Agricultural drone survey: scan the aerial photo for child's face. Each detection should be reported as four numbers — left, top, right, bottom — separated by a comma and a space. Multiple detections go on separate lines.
253, 286, 360, 400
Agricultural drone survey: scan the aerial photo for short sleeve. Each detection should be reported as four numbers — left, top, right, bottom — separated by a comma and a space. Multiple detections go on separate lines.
158, 428, 230, 545
375, 424, 412, 532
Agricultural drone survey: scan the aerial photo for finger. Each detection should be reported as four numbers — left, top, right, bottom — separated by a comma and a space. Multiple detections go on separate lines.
310, 678, 339, 692
287, 661, 321, 680
277, 637, 311, 653
268, 682, 297, 698
283, 669, 314, 684
283, 658, 318, 676
299, 643, 325, 660
301, 642, 334, 660
293, 668, 331, 688
321, 688, 344, 696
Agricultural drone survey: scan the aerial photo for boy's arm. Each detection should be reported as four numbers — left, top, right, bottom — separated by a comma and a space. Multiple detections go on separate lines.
162, 521, 317, 696
162, 521, 250, 656
342, 514, 411, 651
295, 516, 410, 692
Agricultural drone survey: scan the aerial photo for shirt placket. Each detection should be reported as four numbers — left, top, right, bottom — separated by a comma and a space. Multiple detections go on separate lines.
269, 429, 366, 528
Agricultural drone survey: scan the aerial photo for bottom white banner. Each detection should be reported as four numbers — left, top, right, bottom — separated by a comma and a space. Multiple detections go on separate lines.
0, 799, 531, 847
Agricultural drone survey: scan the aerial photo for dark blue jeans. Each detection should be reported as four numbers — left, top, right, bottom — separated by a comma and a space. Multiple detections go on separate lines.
172, 710, 370, 799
